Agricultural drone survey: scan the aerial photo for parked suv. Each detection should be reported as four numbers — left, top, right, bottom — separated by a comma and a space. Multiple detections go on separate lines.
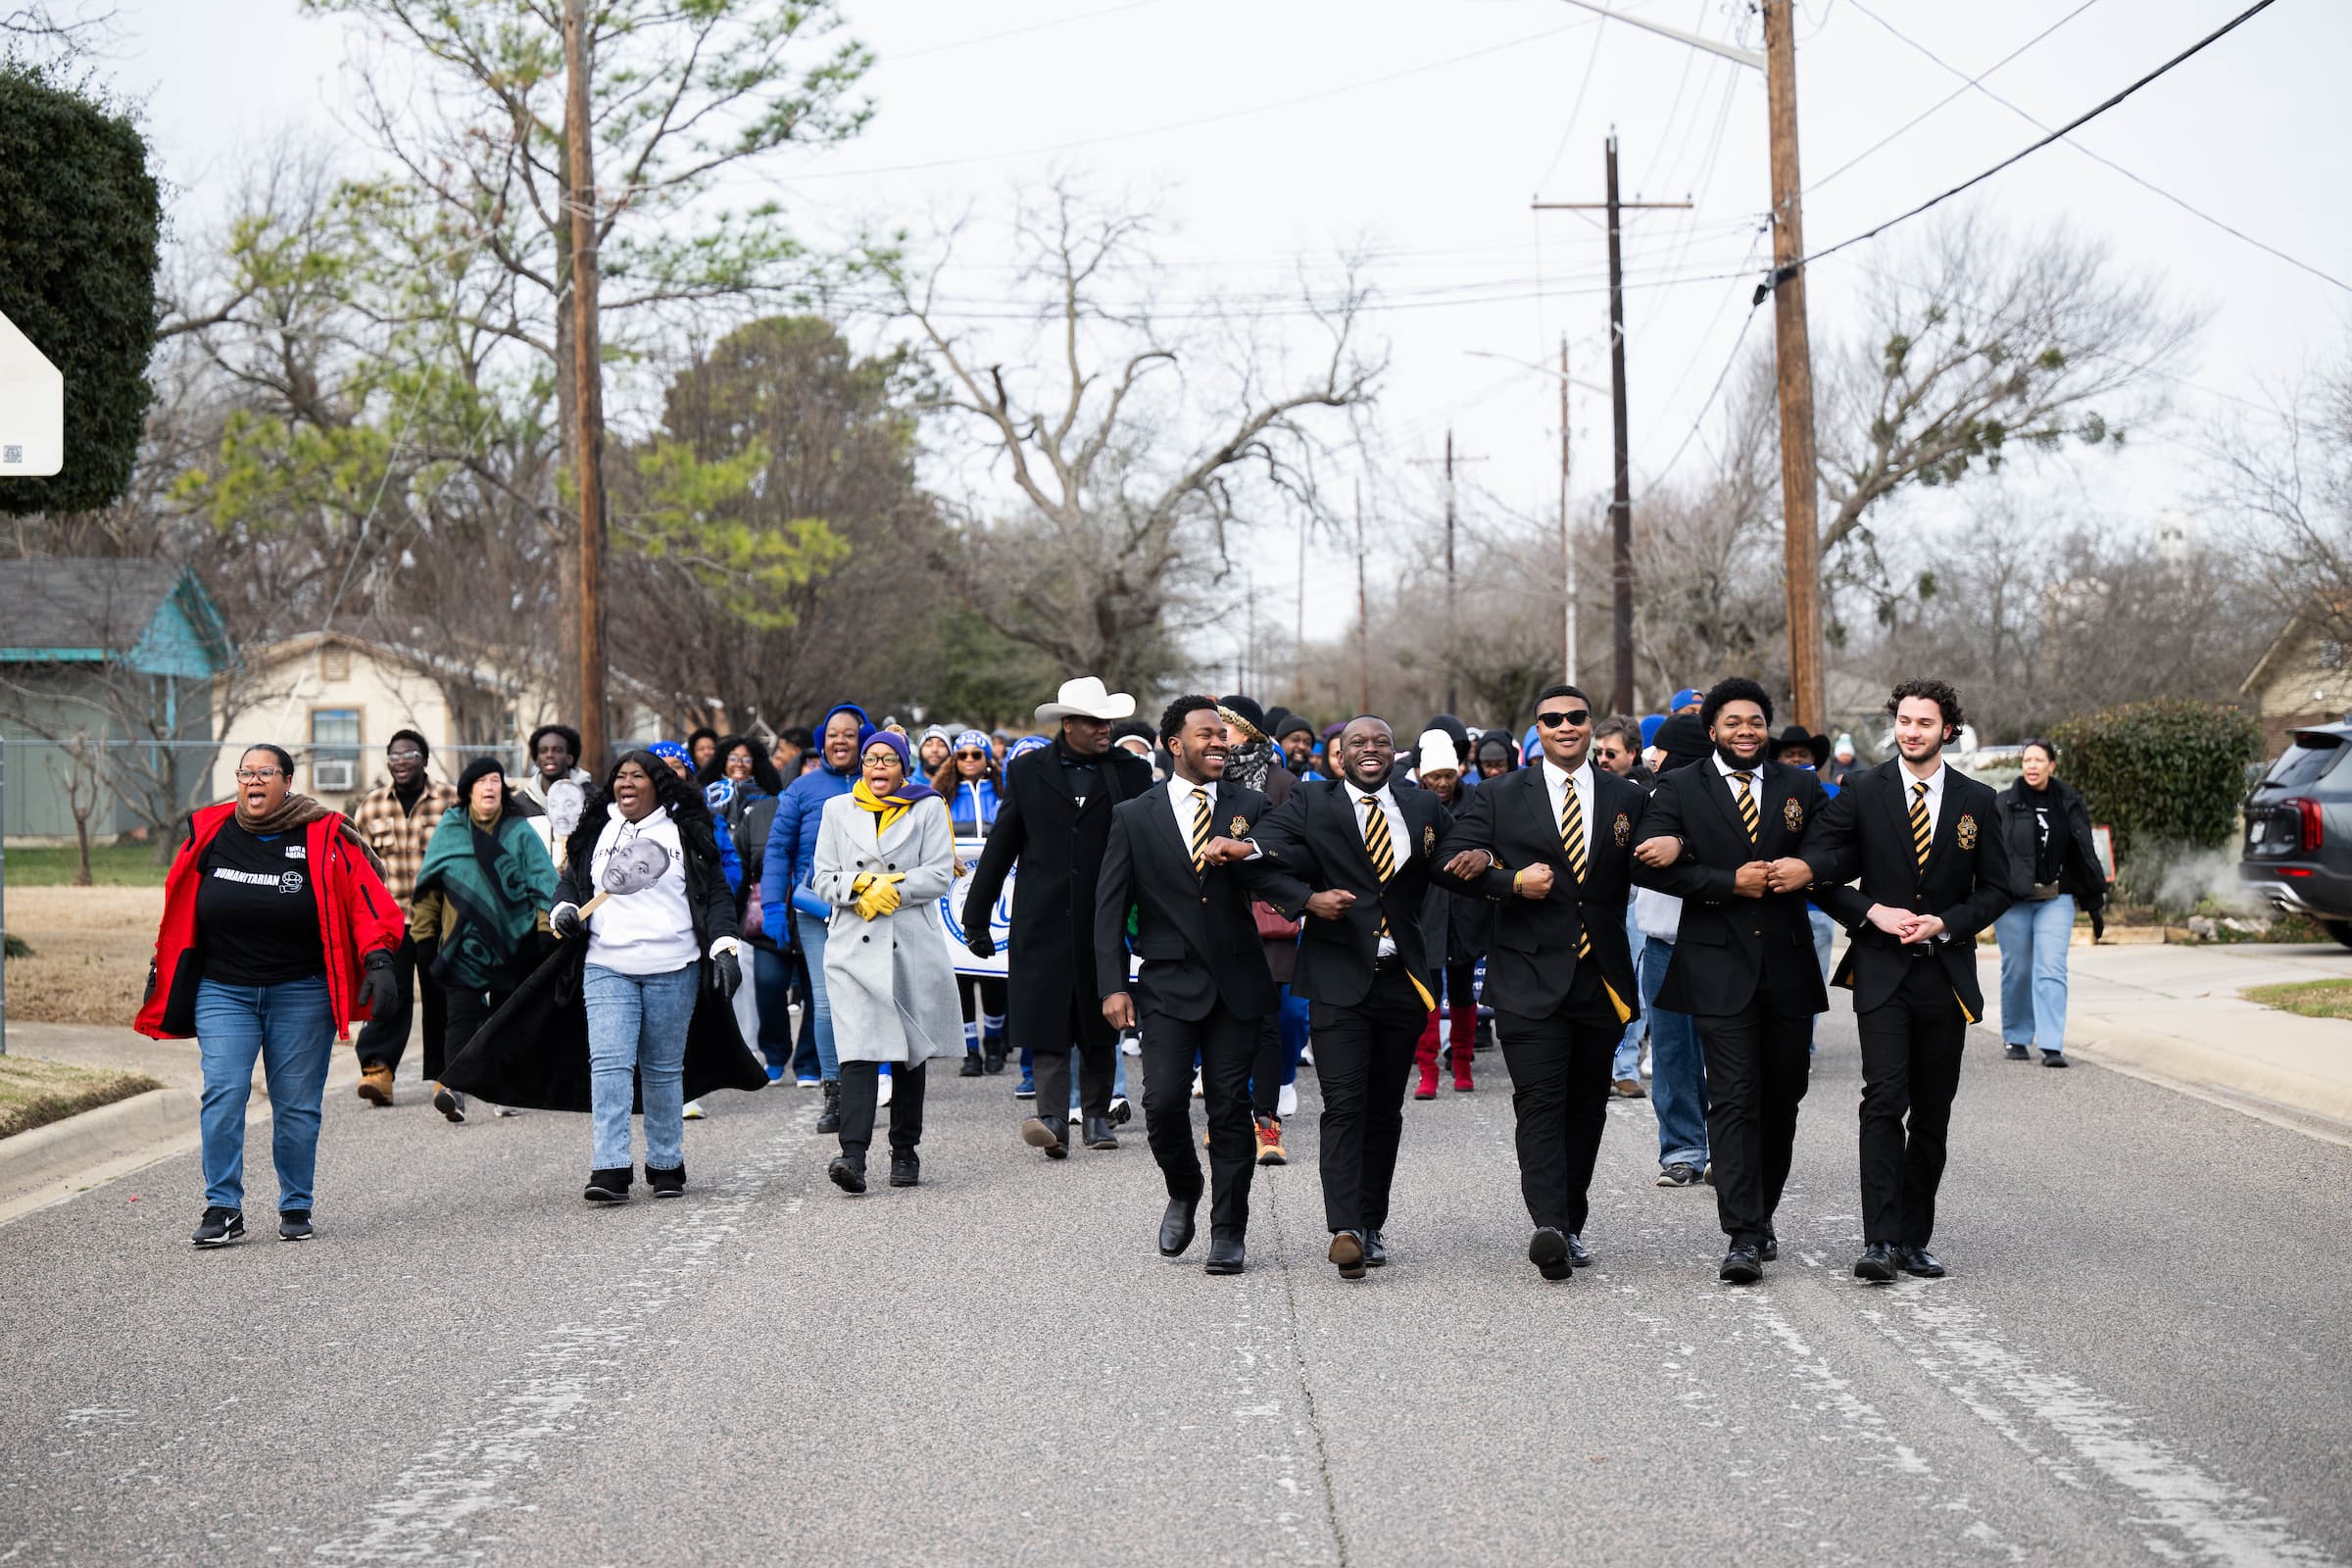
2240, 722, 2352, 948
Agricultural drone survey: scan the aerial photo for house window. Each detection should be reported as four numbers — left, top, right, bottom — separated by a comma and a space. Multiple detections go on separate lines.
2321, 639, 2345, 671
311, 708, 363, 793
320, 644, 352, 682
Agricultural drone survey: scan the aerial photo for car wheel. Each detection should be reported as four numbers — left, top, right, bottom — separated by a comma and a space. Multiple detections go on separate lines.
2323, 920, 2352, 952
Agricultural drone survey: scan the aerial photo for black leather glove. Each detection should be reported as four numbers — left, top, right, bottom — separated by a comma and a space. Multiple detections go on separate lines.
711, 947, 743, 999
964, 926, 997, 961
357, 950, 399, 1015
551, 902, 585, 938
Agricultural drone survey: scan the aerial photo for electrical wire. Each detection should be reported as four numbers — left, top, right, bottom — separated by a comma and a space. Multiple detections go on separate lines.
1839, 0, 2350, 296
1534, 5, 1610, 193
888, 0, 1170, 63
1775, 0, 2290, 283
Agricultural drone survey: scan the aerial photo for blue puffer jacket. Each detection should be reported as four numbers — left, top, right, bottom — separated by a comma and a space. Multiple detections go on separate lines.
760, 702, 870, 942
945, 777, 1002, 836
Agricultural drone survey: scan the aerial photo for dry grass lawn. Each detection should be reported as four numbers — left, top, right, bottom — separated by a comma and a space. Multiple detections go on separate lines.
4, 886, 167, 1026
2242, 979, 2352, 1021
0, 1054, 164, 1139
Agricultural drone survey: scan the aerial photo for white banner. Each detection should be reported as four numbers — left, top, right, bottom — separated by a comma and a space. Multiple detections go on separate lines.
942, 837, 1010, 979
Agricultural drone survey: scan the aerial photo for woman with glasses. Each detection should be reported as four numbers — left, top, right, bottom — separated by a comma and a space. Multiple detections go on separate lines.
931, 731, 1011, 1076
138, 745, 406, 1246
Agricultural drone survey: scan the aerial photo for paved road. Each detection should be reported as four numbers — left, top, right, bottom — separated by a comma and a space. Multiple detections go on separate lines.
3, 1008, 2348, 1567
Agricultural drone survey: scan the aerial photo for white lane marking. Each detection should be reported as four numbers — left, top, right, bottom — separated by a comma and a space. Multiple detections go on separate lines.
310, 1125, 809, 1566
1870, 1286, 2339, 1567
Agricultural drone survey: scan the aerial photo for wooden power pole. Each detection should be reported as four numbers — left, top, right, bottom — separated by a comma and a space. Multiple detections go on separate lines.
1559, 335, 1576, 687
1353, 480, 1370, 716
564, 0, 611, 768
1444, 429, 1458, 714
1763, 0, 1826, 731
1535, 137, 1689, 717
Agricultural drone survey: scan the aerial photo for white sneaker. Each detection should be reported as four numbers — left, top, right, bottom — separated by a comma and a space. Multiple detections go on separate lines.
1120, 1030, 1142, 1057
1192, 1070, 1204, 1099
1067, 1104, 1083, 1125
877, 1073, 893, 1108
493, 1104, 523, 1118
1640, 1045, 1653, 1079
682, 1099, 706, 1120
1298, 1045, 1315, 1067
1277, 1081, 1298, 1118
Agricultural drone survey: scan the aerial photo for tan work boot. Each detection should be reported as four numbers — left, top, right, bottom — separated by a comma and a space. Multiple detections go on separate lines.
358, 1062, 395, 1106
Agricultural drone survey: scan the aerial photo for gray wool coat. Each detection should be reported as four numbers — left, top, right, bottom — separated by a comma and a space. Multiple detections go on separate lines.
810, 792, 963, 1066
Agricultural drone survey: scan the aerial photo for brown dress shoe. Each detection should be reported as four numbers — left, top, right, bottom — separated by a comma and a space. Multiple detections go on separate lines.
1612, 1077, 1646, 1099
358, 1063, 395, 1106
1328, 1230, 1367, 1280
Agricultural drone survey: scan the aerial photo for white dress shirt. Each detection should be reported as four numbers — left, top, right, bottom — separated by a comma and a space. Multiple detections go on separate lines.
1540, 757, 1595, 865
1898, 759, 1948, 830
1349, 780, 1409, 957
1169, 775, 1219, 845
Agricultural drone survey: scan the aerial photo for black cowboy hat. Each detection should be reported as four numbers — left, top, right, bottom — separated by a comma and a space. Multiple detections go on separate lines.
1770, 724, 1831, 766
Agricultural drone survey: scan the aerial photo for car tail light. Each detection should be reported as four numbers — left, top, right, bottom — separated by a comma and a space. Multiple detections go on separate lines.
2295, 798, 2324, 853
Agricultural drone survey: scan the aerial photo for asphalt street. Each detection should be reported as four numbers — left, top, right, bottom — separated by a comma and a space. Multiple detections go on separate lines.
3, 1006, 2348, 1567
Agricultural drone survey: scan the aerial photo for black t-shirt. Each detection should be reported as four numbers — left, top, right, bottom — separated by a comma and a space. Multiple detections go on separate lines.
196, 820, 327, 986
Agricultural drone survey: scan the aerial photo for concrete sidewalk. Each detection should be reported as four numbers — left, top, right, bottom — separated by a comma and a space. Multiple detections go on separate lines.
1975, 941, 2352, 1129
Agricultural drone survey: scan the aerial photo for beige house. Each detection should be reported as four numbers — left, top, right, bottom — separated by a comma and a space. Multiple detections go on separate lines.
2240, 612, 2352, 758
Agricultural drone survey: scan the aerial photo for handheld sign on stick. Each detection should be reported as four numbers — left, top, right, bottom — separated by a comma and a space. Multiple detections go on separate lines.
578, 838, 669, 916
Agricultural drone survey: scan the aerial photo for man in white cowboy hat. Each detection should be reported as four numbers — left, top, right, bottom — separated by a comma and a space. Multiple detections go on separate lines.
963, 675, 1154, 1159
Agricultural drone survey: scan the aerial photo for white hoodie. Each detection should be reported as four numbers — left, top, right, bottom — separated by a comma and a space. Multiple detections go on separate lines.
583, 804, 699, 975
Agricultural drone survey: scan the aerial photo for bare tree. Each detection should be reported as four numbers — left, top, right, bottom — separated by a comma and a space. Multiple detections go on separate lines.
2206, 349, 2352, 643
881, 183, 1382, 692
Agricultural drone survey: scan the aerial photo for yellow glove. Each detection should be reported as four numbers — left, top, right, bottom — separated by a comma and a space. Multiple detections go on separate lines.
852, 872, 905, 920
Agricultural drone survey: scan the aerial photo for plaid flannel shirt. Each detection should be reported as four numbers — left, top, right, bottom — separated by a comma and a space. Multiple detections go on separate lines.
350, 779, 460, 906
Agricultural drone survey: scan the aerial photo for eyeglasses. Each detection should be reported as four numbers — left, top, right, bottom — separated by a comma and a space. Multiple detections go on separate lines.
1535, 709, 1592, 729
234, 768, 284, 782
387, 750, 424, 761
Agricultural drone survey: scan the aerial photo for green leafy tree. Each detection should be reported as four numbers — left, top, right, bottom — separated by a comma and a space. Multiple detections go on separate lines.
2049, 699, 2260, 895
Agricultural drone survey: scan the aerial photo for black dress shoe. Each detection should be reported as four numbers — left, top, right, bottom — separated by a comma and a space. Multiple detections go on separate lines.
827, 1155, 866, 1195
1204, 1236, 1246, 1275
959, 1053, 985, 1078
1898, 1245, 1946, 1278
1758, 1234, 1779, 1262
1363, 1229, 1389, 1267
1328, 1230, 1367, 1280
1528, 1227, 1573, 1282
1854, 1242, 1899, 1282
1021, 1117, 1068, 1159
1082, 1114, 1119, 1151
2004, 1043, 2031, 1060
1159, 1197, 1199, 1257
888, 1152, 920, 1188
1563, 1233, 1592, 1269
2041, 1051, 2069, 1069
1719, 1245, 1763, 1285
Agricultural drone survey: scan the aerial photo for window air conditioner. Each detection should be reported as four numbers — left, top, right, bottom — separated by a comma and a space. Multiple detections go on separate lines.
313, 758, 357, 793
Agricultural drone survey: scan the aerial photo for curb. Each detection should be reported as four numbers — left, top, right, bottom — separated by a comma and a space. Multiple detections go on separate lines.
0, 1086, 200, 1203
2070, 1031, 2352, 1129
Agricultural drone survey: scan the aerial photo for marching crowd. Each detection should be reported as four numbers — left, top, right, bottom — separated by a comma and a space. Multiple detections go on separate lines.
139, 669, 2106, 1287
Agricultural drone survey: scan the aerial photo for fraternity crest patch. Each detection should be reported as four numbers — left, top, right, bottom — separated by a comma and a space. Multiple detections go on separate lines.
1956, 813, 1978, 851
1422, 824, 1437, 854
1613, 811, 1631, 847
1230, 815, 1250, 839
1782, 797, 1805, 833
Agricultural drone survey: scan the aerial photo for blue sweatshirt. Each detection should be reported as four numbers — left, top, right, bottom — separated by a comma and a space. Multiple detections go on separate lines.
759, 702, 870, 942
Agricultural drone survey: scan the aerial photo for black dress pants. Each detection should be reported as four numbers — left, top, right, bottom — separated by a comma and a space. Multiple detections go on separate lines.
353, 932, 444, 1075
1855, 960, 1970, 1247
1308, 964, 1429, 1236
1139, 1002, 1259, 1238
1029, 990, 1114, 1128
1495, 967, 1622, 1235
436, 982, 510, 1085
1691, 984, 1815, 1248
838, 1059, 927, 1159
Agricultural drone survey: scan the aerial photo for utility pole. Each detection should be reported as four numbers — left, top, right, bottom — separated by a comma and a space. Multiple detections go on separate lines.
1353, 480, 1370, 717
1535, 136, 1690, 716
564, 0, 610, 768
1763, 0, 1825, 730
1445, 429, 1458, 714
1559, 335, 1576, 687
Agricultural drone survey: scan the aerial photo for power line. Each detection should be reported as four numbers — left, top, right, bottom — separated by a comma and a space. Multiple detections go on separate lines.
1808, 0, 2103, 193
1534, 6, 1610, 192
889, 0, 1170, 62
1841, 0, 2350, 296
1775, 0, 2288, 282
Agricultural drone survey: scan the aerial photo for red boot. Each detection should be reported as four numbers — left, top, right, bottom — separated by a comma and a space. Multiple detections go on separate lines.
1449, 1044, 1475, 1093
1413, 1015, 1441, 1100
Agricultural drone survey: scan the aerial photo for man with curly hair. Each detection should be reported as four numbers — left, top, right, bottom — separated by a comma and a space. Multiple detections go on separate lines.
1797, 678, 2017, 1283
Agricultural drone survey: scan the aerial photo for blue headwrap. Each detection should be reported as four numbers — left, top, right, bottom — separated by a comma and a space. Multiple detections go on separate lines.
649, 740, 692, 771
1006, 735, 1050, 762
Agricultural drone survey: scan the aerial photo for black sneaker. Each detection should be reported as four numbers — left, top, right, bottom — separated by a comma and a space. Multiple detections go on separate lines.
2004, 1044, 2031, 1060
1655, 1162, 1704, 1188
191, 1207, 245, 1247
959, 1053, 985, 1078
583, 1167, 633, 1202
2041, 1051, 2069, 1069
828, 1155, 867, 1195
433, 1085, 467, 1123
278, 1209, 314, 1242
888, 1152, 920, 1188
646, 1164, 686, 1199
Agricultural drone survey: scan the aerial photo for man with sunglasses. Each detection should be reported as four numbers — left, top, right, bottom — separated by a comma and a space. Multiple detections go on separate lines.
1438, 686, 1647, 1282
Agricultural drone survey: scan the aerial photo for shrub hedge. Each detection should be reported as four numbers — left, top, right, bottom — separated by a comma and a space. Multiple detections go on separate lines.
2048, 699, 2261, 865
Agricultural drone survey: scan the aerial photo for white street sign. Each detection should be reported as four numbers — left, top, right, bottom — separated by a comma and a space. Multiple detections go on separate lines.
0, 307, 65, 477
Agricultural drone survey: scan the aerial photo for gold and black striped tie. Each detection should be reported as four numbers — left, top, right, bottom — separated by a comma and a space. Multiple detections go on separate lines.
1559, 780, 1592, 957
1911, 779, 1933, 870
1360, 794, 1396, 940
1732, 770, 1759, 845
1191, 788, 1212, 876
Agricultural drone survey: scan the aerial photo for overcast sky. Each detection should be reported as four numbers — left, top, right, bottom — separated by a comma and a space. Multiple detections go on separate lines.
107, 0, 2352, 684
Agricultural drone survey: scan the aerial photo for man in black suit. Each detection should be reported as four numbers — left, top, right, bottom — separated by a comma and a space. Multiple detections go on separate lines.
1096, 697, 1308, 1275
1795, 678, 2016, 1282
1631, 677, 1831, 1284
964, 676, 1155, 1159
1209, 715, 1486, 1281
1439, 684, 1647, 1282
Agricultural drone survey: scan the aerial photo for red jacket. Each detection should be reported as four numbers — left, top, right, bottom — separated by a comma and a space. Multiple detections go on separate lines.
135, 803, 407, 1041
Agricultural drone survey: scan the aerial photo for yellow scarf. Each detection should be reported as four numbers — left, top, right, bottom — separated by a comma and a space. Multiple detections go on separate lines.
851, 777, 920, 834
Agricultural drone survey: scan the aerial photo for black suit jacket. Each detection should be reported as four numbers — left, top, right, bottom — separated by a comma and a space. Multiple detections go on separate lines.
962, 741, 1154, 1041
1801, 760, 2018, 1018
1247, 777, 1472, 1008
1093, 782, 1305, 1022
1436, 762, 1644, 1020
1633, 758, 1831, 1017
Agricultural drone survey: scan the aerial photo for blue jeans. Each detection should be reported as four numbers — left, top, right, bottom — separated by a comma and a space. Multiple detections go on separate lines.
195, 974, 333, 1213
1613, 906, 1645, 1078
1996, 894, 2075, 1054
793, 909, 841, 1083
1639, 937, 1707, 1169
752, 944, 795, 1071
1070, 1047, 1129, 1110
582, 962, 699, 1171
1806, 906, 1838, 1055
